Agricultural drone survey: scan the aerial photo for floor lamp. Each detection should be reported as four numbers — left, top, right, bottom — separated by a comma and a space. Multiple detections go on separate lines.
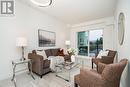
16, 37, 27, 61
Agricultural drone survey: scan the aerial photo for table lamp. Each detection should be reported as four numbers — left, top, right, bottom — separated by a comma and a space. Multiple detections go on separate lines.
16, 37, 27, 61
65, 40, 70, 49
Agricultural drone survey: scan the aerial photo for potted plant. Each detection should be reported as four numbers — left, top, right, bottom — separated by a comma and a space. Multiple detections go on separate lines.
67, 48, 76, 55
67, 48, 76, 62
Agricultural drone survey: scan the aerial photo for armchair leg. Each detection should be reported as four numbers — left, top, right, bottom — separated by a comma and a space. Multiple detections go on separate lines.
97, 65, 98, 71
40, 75, 43, 78
74, 83, 78, 87
92, 61, 93, 69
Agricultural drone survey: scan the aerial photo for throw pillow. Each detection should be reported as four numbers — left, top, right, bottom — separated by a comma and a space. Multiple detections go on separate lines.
57, 49, 65, 56
36, 50, 47, 59
97, 50, 109, 58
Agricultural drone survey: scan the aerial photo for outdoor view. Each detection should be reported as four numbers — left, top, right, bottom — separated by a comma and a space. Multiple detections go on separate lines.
77, 29, 103, 57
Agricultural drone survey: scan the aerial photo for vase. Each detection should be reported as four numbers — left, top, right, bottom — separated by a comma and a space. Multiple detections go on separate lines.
71, 55, 75, 62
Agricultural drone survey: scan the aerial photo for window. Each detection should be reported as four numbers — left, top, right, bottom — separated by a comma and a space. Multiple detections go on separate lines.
77, 29, 103, 57
78, 31, 89, 56
89, 30, 103, 57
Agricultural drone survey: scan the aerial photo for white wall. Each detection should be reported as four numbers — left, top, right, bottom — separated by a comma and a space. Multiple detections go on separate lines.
114, 0, 130, 87
103, 25, 114, 50
70, 17, 115, 55
0, 0, 69, 80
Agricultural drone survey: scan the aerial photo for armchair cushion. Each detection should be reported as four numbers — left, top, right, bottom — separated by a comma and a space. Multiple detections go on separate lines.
101, 56, 114, 64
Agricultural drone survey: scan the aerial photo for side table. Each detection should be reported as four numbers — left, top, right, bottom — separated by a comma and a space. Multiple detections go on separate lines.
11, 59, 35, 87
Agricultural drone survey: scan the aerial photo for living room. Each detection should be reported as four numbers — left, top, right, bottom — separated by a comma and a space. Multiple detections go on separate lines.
0, 0, 129, 87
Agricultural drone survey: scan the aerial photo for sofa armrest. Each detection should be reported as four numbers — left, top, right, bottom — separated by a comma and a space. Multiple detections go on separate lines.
28, 53, 44, 75
101, 56, 114, 64
79, 68, 102, 87
43, 59, 50, 68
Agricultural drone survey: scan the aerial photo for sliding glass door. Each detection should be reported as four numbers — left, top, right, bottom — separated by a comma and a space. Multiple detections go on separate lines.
77, 29, 103, 57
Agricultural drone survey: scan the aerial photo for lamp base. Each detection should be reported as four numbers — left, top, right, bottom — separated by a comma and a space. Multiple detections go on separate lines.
20, 57, 26, 61
21, 46, 26, 61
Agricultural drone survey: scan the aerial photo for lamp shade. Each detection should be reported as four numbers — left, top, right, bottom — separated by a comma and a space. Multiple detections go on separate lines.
65, 40, 70, 45
16, 37, 27, 47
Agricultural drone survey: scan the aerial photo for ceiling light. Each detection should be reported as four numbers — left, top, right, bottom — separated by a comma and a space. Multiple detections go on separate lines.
30, 0, 52, 7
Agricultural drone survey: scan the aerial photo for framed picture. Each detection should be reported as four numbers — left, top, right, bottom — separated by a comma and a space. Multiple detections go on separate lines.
38, 29, 56, 47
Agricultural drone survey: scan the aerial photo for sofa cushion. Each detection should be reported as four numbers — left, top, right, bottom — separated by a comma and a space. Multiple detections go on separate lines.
51, 48, 60, 56
45, 49, 52, 58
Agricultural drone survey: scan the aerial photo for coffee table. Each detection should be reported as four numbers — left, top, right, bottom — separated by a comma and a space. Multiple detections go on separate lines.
55, 62, 80, 82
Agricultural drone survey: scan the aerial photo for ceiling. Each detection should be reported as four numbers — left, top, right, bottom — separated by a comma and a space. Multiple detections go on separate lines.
19, 0, 118, 25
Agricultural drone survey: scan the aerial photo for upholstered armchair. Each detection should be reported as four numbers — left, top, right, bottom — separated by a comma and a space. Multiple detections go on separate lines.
28, 50, 51, 78
92, 50, 117, 69
74, 59, 128, 87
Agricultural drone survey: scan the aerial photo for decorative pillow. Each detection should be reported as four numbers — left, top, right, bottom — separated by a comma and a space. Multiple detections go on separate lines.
36, 50, 47, 59
57, 49, 65, 56
97, 50, 109, 58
